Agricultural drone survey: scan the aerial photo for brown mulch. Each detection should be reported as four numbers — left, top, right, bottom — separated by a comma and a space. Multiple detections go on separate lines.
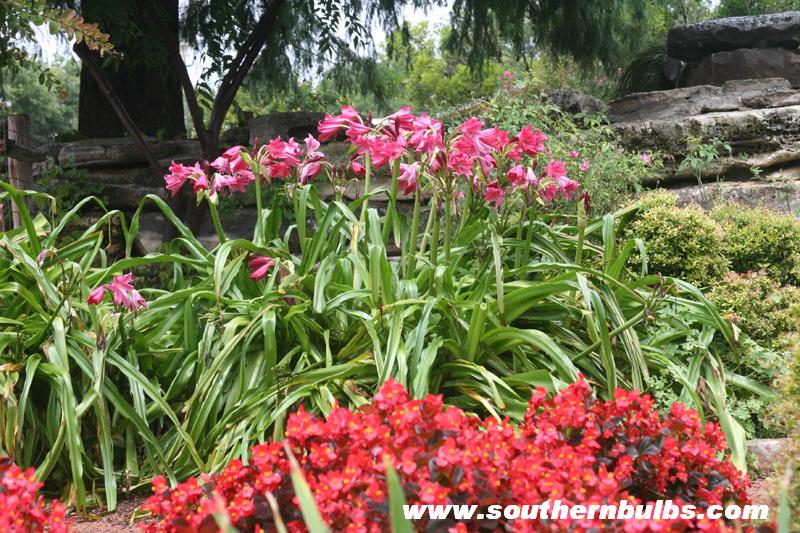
69, 496, 148, 533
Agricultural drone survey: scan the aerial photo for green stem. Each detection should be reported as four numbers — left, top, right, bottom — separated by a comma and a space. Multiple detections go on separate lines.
430, 195, 440, 268
444, 190, 452, 262
458, 183, 472, 234
208, 201, 226, 245
406, 187, 421, 276
383, 158, 400, 245
293, 187, 305, 249
514, 203, 527, 270
359, 154, 372, 225
268, 193, 280, 242
418, 198, 435, 258
575, 201, 586, 266
521, 207, 535, 269
254, 175, 264, 245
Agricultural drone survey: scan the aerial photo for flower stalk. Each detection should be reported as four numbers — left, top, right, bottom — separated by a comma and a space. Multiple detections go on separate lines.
429, 195, 439, 268
406, 187, 421, 276
208, 200, 226, 245
254, 175, 265, 245
382, 158, 400, 245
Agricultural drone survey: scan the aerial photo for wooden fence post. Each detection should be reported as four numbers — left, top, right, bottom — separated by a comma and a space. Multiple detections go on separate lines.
7, 114, 33, 229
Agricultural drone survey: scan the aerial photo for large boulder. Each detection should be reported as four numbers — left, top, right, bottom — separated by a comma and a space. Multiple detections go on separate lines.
613, 103, 800, 181
680, 47, 800, 87
609, 85, 726, 123
673, 168, 800, 212
609, 78, 795, 123
610, 77, 800, 187
667, 11, 800, 61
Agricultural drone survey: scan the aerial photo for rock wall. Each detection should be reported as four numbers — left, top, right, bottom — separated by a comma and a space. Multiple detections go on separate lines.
56, 138, 201, 209
666, 11, 800, 87
611, 11, 800, 213
609, 78, 800, 212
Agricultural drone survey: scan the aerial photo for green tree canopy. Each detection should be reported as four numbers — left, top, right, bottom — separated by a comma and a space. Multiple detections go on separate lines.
0, 56, 79, 139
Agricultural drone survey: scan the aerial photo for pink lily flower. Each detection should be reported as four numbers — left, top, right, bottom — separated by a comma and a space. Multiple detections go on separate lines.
517, 126, 548, 156
398, 162, 418, 195
87, 285, 106, 305
484, 180, 505, 209
248, 256, 276, 281
544, 160, 567, 180
507, 165, 527, 188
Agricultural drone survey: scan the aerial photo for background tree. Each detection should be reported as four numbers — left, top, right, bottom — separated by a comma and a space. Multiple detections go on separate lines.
77, 0, 184, 139
715, 0, 799, 17
0, 55, 79, 139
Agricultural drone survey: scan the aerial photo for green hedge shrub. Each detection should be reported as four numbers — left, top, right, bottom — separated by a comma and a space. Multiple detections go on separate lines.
712, 203, 800, 285
626, 199, 728, 286
772, 330, 800, 531
708, 271, 800, 349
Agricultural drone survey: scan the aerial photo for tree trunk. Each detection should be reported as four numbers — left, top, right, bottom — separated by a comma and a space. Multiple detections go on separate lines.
78, 0, 184, 139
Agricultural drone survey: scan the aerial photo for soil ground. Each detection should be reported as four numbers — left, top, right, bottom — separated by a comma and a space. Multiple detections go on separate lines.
69, 496, 147, 532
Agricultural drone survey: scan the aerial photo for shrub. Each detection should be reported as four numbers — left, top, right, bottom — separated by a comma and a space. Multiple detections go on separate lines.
708, 271, 800, 349
633, 188, 677, 211
142, 379, 751, 532
626, 201, 728, 286
771, 331, 800, 532
0, 459, 68, 532
712, 203, 800, 285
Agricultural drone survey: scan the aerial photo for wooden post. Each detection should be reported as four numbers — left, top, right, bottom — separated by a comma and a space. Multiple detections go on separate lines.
7, 114, 33, 229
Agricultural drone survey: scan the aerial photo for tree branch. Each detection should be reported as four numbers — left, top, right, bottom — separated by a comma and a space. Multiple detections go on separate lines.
73, 42, 164, 178
206, 0, 286, 144
138, 0, 210, 149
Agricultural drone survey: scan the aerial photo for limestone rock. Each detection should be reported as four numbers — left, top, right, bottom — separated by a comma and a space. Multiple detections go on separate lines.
609, 85, 725, 123
220, 126, 250, 147
613, 105, 800, 181
745, 438, 788, 473
671, 167, 800, 213
680, 47, 800, 87
608, 78, 797, 123
667, 11, 800, 61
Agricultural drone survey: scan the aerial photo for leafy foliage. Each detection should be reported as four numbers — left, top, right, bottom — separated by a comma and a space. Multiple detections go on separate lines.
446, 0, 649, 73
142, 378, 752, 532
0, 0, 115, 99
772, 327, 800, 532
624, 193, 800, 439
715, 0, 799, 17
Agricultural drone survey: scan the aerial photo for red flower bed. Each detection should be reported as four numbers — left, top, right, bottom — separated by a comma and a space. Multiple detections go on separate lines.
0, 458, 68, 532
142, 379, 752, 532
